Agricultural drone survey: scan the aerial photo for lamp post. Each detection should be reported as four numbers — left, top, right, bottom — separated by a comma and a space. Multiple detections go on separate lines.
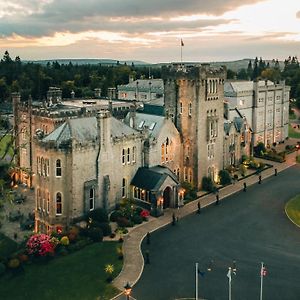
124, 282, 132, 300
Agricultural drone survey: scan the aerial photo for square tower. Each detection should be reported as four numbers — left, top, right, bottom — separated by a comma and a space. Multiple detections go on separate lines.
163, 64, 226, 189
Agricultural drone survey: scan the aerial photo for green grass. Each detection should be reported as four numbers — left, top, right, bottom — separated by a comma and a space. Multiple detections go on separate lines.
288, 124, 300, 139
0, 242, 122, 300
0, 134, 13, 158
285, 195, 300, 227
0, 232, 18, 260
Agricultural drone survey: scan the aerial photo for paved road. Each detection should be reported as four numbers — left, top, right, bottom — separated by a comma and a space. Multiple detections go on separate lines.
133, 165, 300, 300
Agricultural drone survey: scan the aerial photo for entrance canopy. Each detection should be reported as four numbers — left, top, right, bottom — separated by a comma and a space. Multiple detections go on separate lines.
131, 165, 179, 192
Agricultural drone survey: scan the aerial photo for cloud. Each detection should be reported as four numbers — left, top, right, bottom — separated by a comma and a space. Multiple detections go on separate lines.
0, 0, 264, 37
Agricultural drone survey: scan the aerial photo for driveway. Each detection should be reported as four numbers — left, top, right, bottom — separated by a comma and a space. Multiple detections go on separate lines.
133, 165, 300, 300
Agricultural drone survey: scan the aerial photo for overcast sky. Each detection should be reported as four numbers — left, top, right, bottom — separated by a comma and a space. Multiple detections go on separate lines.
0, 0, 300, 62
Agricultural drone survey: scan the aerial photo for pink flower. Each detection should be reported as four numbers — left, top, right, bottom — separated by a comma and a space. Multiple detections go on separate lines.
27, 234, 54, 256
140, 209, 150, 218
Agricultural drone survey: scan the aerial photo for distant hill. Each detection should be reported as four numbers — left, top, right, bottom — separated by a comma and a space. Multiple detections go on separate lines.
27, 58, 150, 66
26, 58, 285, 71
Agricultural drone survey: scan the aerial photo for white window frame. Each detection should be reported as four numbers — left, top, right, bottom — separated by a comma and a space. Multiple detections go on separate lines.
89, 188, 95, 211
56, 159, 62, 177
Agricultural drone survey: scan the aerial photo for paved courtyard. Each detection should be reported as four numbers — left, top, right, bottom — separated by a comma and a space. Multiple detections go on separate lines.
133, 165, 300, 300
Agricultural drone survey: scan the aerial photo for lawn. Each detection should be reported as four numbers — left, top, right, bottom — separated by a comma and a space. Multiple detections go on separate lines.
0, 134, 13, 159
285, 194, 300, 227
0, 241, 122, 300
0, 232, 18, 260
288, 124, 300, 139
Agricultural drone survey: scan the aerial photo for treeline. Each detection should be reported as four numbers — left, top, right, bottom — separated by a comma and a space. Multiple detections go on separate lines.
1, 51, 300, 108
0, 51, 161, 102
227, 56, 300, 108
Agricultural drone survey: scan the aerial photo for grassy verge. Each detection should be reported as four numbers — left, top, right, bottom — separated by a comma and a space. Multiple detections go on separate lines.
0, 232, 18, 260
288, 124, 300, 139
285, 195, 300, 227
0, 241, 122, 300
0, 134, 13, 158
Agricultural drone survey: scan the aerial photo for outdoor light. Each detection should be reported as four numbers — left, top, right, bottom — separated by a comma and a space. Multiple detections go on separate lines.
124, 282, 132, 300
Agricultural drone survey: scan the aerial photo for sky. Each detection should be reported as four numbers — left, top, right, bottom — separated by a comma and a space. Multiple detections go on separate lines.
0, 0, 300, 63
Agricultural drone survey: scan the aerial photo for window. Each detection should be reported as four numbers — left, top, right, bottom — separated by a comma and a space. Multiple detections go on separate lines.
180, 102, 183, 114
177, 168, 180, 179
37, 188, 41, 209
188, 103, 192, 116
47, 192, 50, 213
122, 149, 125, 164
46, 159, 50, 176
127, 148, 130, 164
149, 122, 156, 130
184, 167, 187, 181
56, 192, 62, 215
189, 169, 193, 183
41, 158, 44, 176
138, 120, 145, 129
122, 178, 127, 198
56, 159, 62, 177
132, 146, 136, 163
89, 188, 95, 211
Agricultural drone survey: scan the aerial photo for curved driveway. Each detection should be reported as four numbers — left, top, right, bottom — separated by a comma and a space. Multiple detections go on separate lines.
133, 165, 300, 300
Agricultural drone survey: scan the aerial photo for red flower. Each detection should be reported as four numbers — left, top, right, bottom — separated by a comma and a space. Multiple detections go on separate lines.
140, 209, 150, 218
27, 234, 54, 257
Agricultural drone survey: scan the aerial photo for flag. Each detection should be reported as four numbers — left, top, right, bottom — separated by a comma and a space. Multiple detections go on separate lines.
197, 264, 206, 277
261, 266, 267, 277
181, 39, 184, 47
227, 269, 231, 283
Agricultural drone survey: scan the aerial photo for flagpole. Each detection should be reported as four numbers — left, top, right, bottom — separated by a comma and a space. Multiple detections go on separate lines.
228, 267, 232, 300
195, 263, 198, 300
260, 262, 264, 300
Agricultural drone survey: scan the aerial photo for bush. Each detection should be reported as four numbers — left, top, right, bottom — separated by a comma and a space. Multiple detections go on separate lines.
219, 170, 232, 185
87, 208, 108, 223
116, 217, 131, 228
201, 176, 215, 192
87, 227, 103, 242
132, 214, 143, 225
254, 142, 266, 156
109, 210, 121, 222
68, 226, 79, 242
7, 258, 20, 269
241, 155, 249, 163
134, 207, 143, 216
60, 236, 70, 246
0, 262, 5, 276
239, 164, 247, 176
98, 223, 112, 236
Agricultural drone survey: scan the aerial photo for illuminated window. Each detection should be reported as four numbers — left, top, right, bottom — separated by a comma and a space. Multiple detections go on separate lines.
122, 178, 127, 198
56, 193, 62, 215
56, 159, 62, 177
89, 188, 95, 211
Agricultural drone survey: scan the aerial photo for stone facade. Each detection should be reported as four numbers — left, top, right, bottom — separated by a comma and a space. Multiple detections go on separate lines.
163, 64, 226, 187
224, 80, 290, 147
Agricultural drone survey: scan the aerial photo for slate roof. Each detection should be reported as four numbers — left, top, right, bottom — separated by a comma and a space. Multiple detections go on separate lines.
118, 79, 164, 93
43, 115, 139, 146
225, 80, 275, 94
124, 112, 166, 139
131, 165, 179, 191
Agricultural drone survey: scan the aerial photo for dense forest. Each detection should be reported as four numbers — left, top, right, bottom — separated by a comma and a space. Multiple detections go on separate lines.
0, 51, 300, 108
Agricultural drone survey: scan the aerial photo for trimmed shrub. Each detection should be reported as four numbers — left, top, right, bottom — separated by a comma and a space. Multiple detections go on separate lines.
98, 223, 112, 236
7, 258, 20, 269
60, 236, 70, 246
116, 217, 131, 228
132, 214, 143, 225
239, 164, 247, 177
254, 142, 266, 156
219, 170, 232, 185
109, 210, 122, 222
87, 227, 103, 242
87, 208, 108, 223
202, 176, 214, 192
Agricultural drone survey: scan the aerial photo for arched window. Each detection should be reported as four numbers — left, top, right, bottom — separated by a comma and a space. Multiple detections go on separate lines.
56, 192, 62, 215
89, 188, 95, 211
122, 178, 127, 198
56, 159, 62, 177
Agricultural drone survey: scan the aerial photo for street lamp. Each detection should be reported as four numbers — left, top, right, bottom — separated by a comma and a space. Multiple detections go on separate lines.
124, 282, 132, 300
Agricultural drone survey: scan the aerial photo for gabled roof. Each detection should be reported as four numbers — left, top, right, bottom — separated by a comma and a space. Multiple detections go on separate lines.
43, 117, 97, 146
43, 115, 139, 146
131, 165, 179, 191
